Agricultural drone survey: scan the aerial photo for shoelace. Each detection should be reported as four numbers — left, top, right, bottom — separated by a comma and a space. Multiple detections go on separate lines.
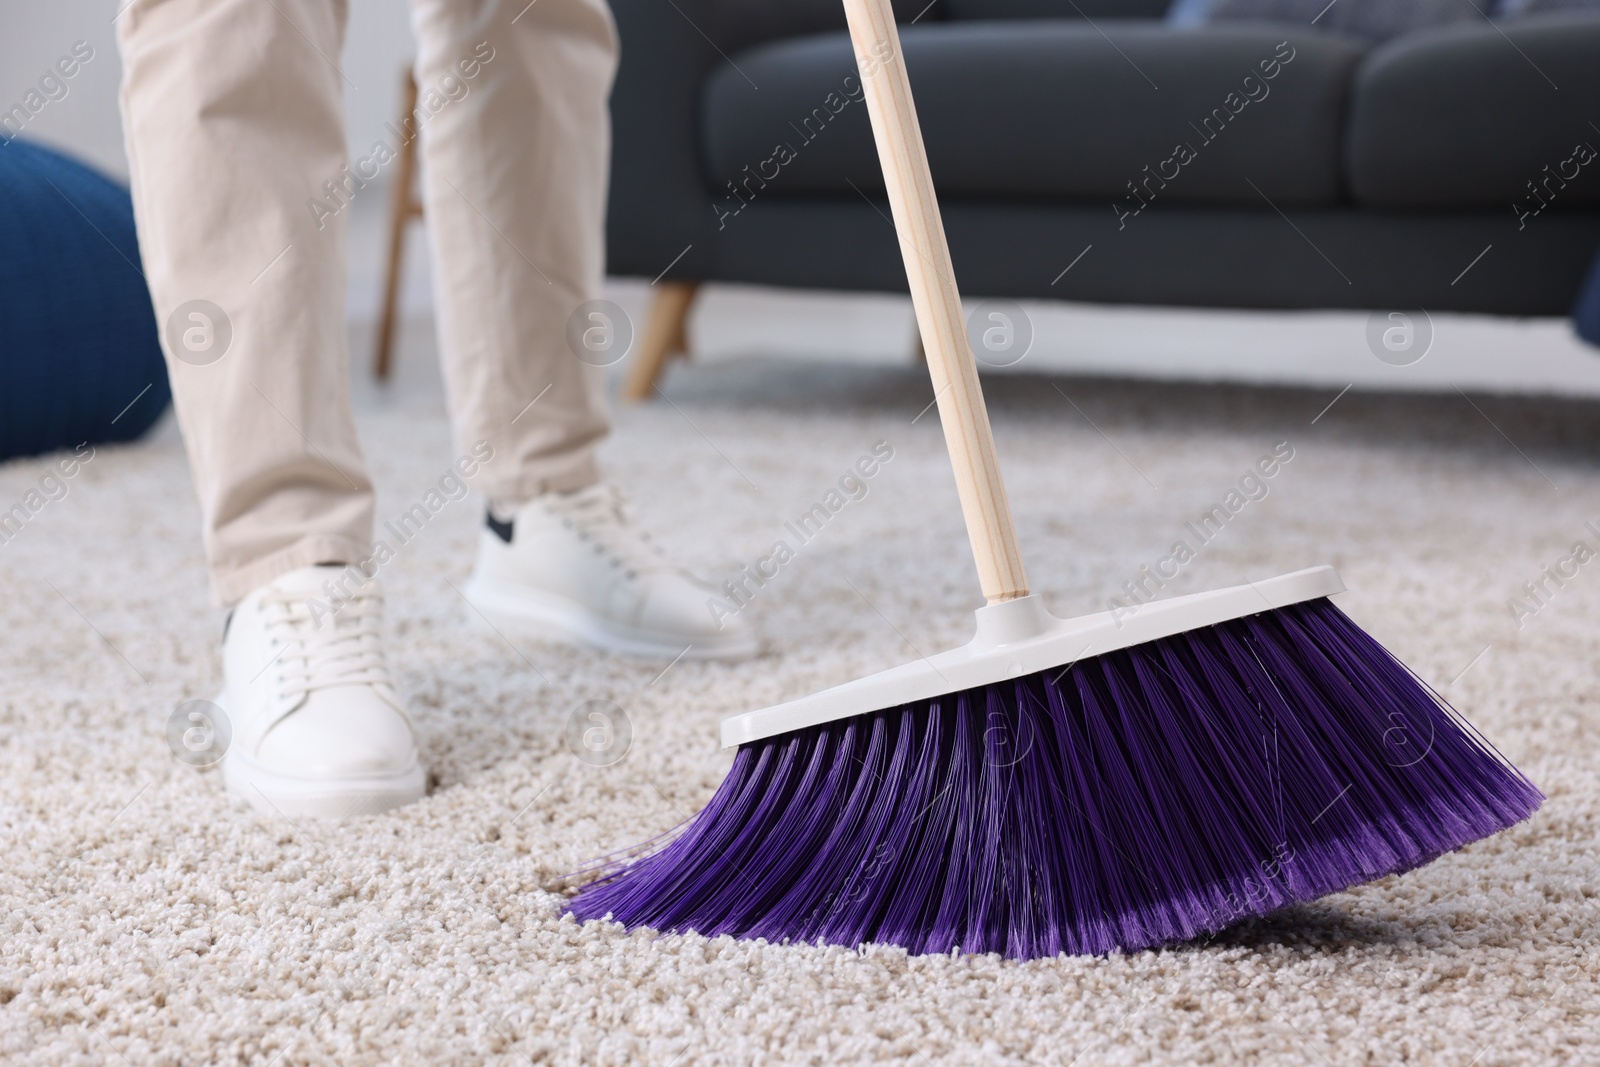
259, 582, 392, 702
545, 484, 677, 580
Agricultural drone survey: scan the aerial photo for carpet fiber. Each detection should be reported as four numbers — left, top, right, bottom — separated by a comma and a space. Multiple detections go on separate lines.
1, 359, 1596, 1065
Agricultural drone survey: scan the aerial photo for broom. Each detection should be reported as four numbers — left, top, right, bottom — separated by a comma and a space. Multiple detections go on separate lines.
567, 0, 1543, 958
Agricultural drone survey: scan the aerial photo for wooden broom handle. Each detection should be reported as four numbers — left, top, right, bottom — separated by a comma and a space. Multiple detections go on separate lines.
842, 0, 1030, 603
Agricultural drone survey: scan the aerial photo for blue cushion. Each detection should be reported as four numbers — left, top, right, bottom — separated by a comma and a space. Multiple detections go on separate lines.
1500, 0, 1600, 13
1575, 247, 1600, 347
0, 139, 169, 460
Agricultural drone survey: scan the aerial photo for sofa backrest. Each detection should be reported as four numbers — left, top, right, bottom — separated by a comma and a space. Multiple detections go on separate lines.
943, 0, 1172, 19
699, 0, 950, 57
745, 0, 1174, 32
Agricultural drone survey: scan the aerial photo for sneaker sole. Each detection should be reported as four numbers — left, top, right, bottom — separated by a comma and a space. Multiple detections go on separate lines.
461, 575, 759, 662
223, 749, 427, 820
216, 692, 427, 820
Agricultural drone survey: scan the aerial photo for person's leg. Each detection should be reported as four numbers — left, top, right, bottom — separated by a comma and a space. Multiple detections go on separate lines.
119, 0, 424, 817
119, 0, 372, 605
409, 0, 614, 503
410, 0, 755, 660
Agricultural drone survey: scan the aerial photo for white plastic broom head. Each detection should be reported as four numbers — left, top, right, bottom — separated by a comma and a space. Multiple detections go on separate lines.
720, 565, 1347, 748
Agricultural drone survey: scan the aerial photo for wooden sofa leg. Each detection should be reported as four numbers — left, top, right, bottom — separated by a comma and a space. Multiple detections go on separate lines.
623, 281, 700, 402
374, 68, 423, 380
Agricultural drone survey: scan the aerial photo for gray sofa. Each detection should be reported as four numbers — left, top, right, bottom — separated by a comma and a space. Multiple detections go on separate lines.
606, 0, 1600, 329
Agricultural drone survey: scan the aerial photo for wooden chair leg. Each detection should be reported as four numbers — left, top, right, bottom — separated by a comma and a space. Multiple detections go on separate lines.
374, 69, 423, 380
623, 281, 700, 402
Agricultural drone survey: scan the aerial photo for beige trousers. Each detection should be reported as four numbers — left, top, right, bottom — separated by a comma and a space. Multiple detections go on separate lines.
118, 0, 617, 604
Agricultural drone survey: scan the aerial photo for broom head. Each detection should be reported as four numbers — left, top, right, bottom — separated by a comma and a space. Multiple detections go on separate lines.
567, 566, 1542, 959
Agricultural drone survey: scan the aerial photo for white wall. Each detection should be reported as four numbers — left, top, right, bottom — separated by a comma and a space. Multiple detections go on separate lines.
0, 0, 416, 180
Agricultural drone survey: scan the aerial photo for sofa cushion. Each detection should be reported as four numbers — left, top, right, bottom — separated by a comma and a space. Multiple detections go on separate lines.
702, 23, 1365, 208
1346, 13, 1600, 209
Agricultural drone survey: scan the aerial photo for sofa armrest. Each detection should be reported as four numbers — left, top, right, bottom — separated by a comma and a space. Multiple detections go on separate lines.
606, 0, 941, 279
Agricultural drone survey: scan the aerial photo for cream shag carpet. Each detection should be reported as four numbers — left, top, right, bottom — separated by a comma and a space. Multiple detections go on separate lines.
2, 358, 1597, 1066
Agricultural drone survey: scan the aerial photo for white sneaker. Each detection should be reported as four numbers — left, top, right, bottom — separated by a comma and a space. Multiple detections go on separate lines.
462, 483, 757, 661
219, 565, 426, 819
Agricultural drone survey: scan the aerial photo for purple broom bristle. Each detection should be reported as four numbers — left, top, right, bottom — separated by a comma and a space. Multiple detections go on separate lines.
566, 599, 1542, 959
